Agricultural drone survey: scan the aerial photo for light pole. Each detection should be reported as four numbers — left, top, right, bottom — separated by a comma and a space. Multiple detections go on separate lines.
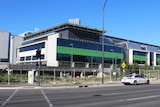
8, 64, 10, 85
36, 48, 41, 86
110, 49, 114, 82
11, 36, 15, 64
70, 44, 76, 84
102, 0, 108, 84
70, 44, 73, 69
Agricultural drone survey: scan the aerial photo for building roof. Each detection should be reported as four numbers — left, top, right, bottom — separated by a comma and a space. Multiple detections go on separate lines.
24, 23, 104, 40
22, 23, 160, 52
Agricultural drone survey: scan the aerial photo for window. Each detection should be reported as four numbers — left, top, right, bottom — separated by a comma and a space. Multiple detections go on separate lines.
135, 75, 138, 78
40, 55, 45, 59
20, 57, 25, 61
26, 56, 31, 60
20, 42, 45, 52
32, 56, 38, 60
32, 55, 44, 60
133, 60, 146, 64
126, 74, 133, 77
133, 51, 147, 56
0, 58, 8, 62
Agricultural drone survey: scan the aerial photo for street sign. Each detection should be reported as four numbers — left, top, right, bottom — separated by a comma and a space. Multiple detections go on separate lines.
121, 62, 126, 69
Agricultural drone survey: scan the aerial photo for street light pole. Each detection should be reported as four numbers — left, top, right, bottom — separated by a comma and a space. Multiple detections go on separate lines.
8, 64, 10, 85
70, 44, 73, 69
110, 49, 114, 82
12, 36, 15, 65
36, 48, 41, 86
70, 44, 76, 84
102, 0, 108, 84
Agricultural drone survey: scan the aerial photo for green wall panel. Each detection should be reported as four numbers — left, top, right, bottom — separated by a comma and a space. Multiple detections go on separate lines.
57, 46, 123, 59
133, 55, 147, 61
156, 58, 160, 62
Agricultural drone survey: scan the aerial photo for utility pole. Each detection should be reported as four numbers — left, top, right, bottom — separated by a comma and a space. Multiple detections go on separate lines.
102, 0, 108, 84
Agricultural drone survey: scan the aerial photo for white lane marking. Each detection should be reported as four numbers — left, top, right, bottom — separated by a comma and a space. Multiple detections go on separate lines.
1, 89, 18, 106
41, 89, 53, 107
102, 92, 123, 96
127, 95, 160, 101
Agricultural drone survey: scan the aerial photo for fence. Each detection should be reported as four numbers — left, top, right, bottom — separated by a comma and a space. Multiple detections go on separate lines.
1, 68, 160, 85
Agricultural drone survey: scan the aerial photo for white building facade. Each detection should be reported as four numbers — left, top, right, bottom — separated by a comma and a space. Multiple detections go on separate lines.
0, 30, 10, 64
17, 32, 59, 67
0, 30, 23, 70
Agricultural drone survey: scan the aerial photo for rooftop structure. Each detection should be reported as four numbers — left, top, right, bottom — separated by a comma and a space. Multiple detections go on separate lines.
24, 23, 104, 41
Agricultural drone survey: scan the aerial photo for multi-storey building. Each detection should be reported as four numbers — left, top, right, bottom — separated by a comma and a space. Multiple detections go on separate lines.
16, 22, 160, 72
0, 30, 23, 71
102, 36, 160, 67
0, 30, 11, 64
1, 21, 160, 77
17, 23, 124, 72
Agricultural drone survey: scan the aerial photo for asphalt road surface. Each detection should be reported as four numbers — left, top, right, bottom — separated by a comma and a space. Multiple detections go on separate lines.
1, 84, 160, 107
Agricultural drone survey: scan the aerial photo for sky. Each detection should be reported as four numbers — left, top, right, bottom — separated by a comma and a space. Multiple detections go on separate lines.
0, 0, 160, 46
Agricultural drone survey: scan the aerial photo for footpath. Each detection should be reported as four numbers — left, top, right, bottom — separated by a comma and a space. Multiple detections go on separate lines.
0, 80, 160, 89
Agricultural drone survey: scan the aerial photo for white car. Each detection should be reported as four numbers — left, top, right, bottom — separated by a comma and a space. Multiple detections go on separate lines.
121, 74, 150, 85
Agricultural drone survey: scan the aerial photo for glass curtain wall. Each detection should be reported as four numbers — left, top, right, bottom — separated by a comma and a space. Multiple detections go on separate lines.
57, 38, 124, 68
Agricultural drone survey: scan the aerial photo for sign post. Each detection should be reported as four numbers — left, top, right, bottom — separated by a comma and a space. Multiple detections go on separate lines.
121, 62, 126, 76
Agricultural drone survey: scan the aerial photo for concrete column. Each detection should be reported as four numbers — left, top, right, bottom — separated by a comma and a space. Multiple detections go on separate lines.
147, 52, 150, 66
153, 52, 157, 66
129, 49, 133, 65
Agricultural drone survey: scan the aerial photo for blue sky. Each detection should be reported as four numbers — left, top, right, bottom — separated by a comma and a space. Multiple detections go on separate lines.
1, 0, 160, 46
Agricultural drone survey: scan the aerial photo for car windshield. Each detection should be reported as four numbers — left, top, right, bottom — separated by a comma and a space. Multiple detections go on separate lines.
126, 74, 133, 77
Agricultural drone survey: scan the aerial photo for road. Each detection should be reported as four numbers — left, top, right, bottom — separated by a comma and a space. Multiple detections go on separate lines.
1, 84, 160, 107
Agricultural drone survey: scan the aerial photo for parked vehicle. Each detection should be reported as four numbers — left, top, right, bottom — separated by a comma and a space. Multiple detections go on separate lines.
121, 74, 150, 85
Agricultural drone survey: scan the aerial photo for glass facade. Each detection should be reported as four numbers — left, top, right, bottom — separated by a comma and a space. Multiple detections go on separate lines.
57, 38, 124, 65
99, 36, 113, 45
156, 54, 160, 65
133, 51, 147, 64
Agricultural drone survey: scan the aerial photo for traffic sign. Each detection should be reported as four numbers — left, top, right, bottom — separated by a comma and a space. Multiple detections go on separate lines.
121, 62, 126, 69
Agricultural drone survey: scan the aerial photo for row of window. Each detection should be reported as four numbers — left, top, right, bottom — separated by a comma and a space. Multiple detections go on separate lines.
57, 54, 122, 64
57, 38, 123, 53
133, 51, 147, 56
20, 42, 45, 52
0, 58, 8, 62
133, 60, 146, 64
20, 55, 44, 61
156, 54, 160, 58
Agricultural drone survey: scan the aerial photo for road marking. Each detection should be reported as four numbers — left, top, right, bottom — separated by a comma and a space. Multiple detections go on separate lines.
102, 92, 123, 96
127, 95, 160, 101
41, 89, 53, 107
1, 89, 18, 106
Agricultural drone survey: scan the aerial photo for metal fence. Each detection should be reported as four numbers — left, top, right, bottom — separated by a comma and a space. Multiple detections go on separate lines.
1, 66, 160, 85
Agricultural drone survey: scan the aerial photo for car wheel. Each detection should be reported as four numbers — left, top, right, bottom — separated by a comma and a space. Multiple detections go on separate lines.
146, 80, 150, 84
134, 80, 137, 85
123, 83, 129, 85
